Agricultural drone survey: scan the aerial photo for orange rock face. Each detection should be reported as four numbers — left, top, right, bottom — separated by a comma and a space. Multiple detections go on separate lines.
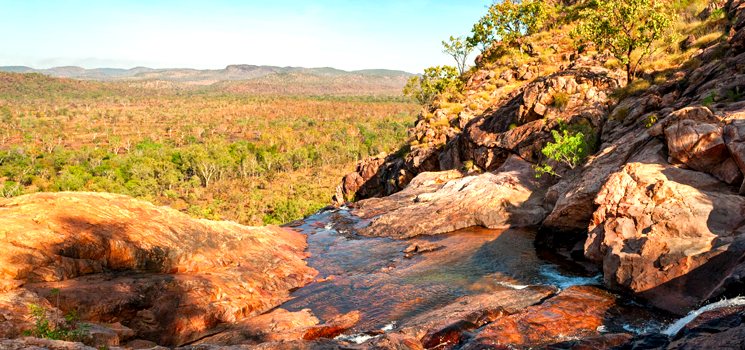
465, 286, 617, 349
0, 192, 318, 346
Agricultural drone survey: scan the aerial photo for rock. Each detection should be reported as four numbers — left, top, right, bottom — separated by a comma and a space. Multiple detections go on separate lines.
194, 308, 320, 345
585, 159, 745, 314
539, 130, 653, 249
697, 1, 720, 20
86, 323, 122, 347
464, 286, 617, 349
366, 334, 425, 350
126, 339, 159, 349
0, 337, 100, 350
681, 35, 696, 51
537, 333, 633, 350
665, 120, 729, 172
723, 119, 745, 180
396, 286, 558, 341
0, 192, 317, 346
333, 155, 388, 205
195, 309, 360, 346
352, 155, 552, 239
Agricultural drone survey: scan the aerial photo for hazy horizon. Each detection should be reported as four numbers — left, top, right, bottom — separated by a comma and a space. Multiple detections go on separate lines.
1, 0, 489, 73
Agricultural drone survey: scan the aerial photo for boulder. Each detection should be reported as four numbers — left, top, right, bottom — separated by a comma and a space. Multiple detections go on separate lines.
665, 120, 729, 172
585, 159, 745, 314
464, 286, 618, 349
0, 192, 317, 346
353, 155, 552, 239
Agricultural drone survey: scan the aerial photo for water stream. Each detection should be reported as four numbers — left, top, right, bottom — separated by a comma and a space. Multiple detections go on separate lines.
281, 208, 672, 337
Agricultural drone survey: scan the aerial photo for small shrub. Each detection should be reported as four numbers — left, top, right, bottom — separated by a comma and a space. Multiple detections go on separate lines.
682, 57, 701, 71
533, 119, 594, 177
448, 104, 464, 115
616, 107, 629, 121
604, 58, 621, 70
728, 90, 743, 102
702, 91, 718, 106
553, 92, 570, 110
509, 123, 518, 130
496, 79, 508, 88
469, 103, 479, 110
645, 114, 658, 128
485, 84, 497, 92
23, 302, 91, 343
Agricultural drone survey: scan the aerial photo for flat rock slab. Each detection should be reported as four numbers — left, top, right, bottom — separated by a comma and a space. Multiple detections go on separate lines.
353, 155, 552, 239
464, 286, 617, 349
0, 192, 318, 346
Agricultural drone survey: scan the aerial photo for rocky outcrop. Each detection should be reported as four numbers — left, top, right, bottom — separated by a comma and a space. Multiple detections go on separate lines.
585, 152, 745, 314
464, 286, 619, 349
352, 155, 552, 239
0, 192, 317, 346
334, 61, 624, 206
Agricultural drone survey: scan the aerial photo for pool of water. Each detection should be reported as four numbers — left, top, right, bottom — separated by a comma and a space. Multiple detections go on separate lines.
280, 208, 672, 335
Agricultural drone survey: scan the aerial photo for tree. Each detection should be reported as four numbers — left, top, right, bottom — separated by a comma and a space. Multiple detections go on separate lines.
442, 36, 475, 75
571, 0, 675, 82
403, 66, 462, 111
467, 0, 548, 54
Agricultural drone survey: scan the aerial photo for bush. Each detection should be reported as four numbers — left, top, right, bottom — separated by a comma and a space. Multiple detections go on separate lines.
613, 79, 652, 101
533, 119, 594, 177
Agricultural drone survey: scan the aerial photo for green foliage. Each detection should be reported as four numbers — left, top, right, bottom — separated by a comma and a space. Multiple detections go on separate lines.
702, 91, 718, 106
533, 119, 594, 177
403, 66, 462, 110
728, 90, 743, 102
644, 114, 659, 128
467, 0, 549, 53
23, 303, 90, 343
571, 0, 676, 81
442, 36, 475, 75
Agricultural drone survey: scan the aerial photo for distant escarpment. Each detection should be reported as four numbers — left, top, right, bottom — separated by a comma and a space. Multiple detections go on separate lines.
335, 0, 745, 318
0, 192, 317, 347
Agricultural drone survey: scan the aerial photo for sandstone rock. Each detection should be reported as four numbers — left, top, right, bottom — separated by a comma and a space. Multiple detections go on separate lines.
665, 120, 729, 171
539, 130, 653, 249
537, 333, 633, 350
126, 339, 159, 349
333, 155, 388, 205
723, 119, 745, 180
396, 286, 558, 341
0, 192, 317, 346
195, 309, 360, 346
353, 156, 552, 239
585, 160, 745, 314
465, 286, 617, 349
0, 337, 102, 350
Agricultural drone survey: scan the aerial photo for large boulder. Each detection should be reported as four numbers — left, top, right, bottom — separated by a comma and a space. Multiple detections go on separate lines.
352, 155, 552, 239
585, 156, 745, 314
0, 192, 318, 346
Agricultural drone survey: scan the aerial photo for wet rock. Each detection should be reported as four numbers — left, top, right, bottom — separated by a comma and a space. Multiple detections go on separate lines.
0, 192, 317, 346
194, 309, 360, 346
537, 333, 633, 350
585, 157, 745, 314
465, 286, 617, 349
194, 309, 320, 345
397, 286, 558, 341
353, 155, 552, 239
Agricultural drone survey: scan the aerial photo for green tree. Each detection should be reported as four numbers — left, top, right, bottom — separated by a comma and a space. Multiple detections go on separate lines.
467, 0, 548, 54
403, 66, 462, 111
442, 36, 475, 75
570, 0, 675, 82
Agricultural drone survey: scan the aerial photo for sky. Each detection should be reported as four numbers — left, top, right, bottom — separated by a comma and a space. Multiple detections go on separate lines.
0, 0, 491, 73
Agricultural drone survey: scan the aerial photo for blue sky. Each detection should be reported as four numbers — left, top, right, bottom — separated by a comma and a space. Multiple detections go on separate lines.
0, 0, 491, 73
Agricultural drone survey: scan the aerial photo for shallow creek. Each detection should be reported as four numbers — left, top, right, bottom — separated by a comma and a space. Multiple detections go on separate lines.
281, 208, 672, 338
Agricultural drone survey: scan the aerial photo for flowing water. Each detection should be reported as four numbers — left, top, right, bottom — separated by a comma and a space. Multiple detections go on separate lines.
281, 208, 672, 336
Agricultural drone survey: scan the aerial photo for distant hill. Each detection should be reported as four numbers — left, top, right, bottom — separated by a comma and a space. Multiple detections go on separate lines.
212, 72, 410, 95
0, 71, 144, 100
0, 65, 416, 86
